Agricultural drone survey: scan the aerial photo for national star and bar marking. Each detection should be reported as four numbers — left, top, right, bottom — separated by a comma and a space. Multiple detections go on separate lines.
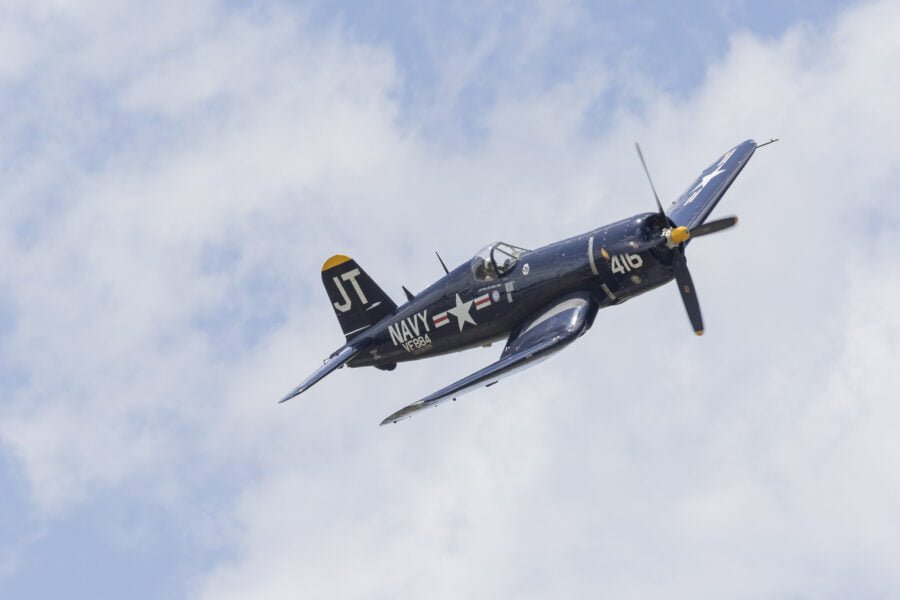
433, 311, 450, 328
473, 293, 492, 310
434, 293, 491, 330
446, 293, 476, 331
684, 147, 737, 205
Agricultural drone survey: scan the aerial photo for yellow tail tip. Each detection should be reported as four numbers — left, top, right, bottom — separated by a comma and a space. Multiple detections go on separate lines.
322, 254, 352, 271
695, 329, 704, 336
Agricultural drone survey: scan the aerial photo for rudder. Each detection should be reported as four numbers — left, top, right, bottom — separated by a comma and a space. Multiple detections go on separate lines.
321, 254, 397, 341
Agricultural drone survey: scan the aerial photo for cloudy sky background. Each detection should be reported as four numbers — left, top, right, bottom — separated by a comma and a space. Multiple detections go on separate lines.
1, 1, 899, 597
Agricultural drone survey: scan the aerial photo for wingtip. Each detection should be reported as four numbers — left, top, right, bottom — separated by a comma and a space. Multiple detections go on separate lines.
278, 387, 303, 404
379, 413, 404, 426
379, 409, 415, 426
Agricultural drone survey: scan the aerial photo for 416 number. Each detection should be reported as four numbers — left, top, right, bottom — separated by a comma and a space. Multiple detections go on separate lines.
610, 253, 643, 274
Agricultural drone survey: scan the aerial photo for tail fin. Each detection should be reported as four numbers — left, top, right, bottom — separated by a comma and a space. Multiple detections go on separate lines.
321, 254, 397, 341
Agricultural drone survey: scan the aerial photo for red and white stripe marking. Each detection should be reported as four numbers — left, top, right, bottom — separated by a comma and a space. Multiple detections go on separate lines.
474, 293, 492, 310
433, 311, 450, 328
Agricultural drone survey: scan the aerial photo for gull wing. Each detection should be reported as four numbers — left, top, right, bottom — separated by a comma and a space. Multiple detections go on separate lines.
379, 337, 559, 425
380, 293, 597, 425
666, 139, 757, 230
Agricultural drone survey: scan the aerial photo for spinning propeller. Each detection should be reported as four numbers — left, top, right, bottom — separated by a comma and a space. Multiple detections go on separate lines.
632, 143, 739, 336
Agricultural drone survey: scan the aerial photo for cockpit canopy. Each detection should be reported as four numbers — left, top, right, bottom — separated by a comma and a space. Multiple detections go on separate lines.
470, 242, 529, 281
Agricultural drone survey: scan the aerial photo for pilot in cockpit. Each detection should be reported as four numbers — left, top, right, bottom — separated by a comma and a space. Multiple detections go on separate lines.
472, 242, 528, 281
473, 257, 497, 281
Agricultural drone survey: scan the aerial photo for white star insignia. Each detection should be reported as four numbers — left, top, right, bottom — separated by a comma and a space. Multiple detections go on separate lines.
700, 161, 727, 187
685, 166, 725, 205
684, 148, 735, 205
447, 293, 476, 331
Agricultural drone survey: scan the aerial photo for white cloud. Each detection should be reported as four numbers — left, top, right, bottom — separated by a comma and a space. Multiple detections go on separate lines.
1, 0, 899, 598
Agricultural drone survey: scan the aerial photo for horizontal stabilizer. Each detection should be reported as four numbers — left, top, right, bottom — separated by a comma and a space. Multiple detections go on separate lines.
279, 345, 358, 403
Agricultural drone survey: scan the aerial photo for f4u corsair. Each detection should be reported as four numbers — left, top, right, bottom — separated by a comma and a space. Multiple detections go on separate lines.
281, 139, 768, 424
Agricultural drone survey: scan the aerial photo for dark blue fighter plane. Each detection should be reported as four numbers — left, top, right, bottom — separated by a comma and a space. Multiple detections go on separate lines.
280, 139, 769, 424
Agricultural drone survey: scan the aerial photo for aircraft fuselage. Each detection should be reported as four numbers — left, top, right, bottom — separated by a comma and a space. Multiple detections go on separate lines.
349, 211, 675, 368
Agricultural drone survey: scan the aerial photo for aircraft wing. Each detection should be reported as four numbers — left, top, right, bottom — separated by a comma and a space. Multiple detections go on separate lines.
379, 337, 559, 425
380, 293, 597, 425
279, 344, 359, 403
666, 139, 757, 230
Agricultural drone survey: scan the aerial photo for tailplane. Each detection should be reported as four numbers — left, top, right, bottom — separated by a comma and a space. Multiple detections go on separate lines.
321, 254, 397, 341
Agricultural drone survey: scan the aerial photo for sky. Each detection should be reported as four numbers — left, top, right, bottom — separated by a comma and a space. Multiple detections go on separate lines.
1, 1, 899, 598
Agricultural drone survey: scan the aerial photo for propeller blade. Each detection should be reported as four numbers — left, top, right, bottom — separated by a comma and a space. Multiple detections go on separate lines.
690, 216, 738, 238
635, 142, 666, 217
671, 249, 704, 335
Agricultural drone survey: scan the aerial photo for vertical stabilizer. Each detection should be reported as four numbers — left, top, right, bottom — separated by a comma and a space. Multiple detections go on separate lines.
321, 255, 397, 341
